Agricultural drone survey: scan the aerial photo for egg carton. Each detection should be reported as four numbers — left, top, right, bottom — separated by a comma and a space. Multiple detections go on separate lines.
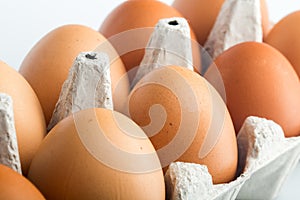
165, 116, 300, 200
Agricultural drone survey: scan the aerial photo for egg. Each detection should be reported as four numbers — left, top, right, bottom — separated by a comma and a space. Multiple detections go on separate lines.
19, 24, 129, 125
0, 164, 45, 199
28, 108, 165, 199
127, 66, 238, 184
205, 42, 300, 137
99, 0, 201, 79
0, 61, 46, 175
172, 0, 270, 45
265, 11, 300, 78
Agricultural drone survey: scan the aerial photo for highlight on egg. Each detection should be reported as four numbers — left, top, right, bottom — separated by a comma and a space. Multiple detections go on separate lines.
0, 164, 45, 200
127, 65, 238, 184
28, 108, 165, 200
99, 0, 201, 80
205, 42, 300, 137
265, 11, 300, 78
0, 60, 46, 175
172, 0, 270, 44
19, 24, 129, 126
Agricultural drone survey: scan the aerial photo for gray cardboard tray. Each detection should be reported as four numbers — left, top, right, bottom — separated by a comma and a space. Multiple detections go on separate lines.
165, 116, 300, 200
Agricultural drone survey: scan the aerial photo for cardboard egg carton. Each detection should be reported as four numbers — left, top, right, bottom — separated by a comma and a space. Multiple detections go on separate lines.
165, 116, 300, 200
164, 0, 300, 198
0, 93, 22, 174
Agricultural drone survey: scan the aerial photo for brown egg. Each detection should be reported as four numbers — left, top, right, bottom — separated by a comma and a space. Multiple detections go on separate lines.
265, 11, 300, 78
127, 66, 238, 184
205, 42, 300, 137
28, 108, 165, 199
19, 24, 129, 125
99, 0, 201, 79
172, 0, 270, 45
0, 61, 46, 175
0, 164, 45, 200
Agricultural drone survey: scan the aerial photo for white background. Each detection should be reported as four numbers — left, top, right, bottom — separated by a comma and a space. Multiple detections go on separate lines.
0, 0, 299, 70
0, 0, 299, 199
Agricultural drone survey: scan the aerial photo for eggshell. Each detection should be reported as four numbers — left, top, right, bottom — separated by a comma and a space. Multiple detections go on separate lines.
0, 61, 46, 175
19, 24, 129, 125
265, 11, 300, 78
0, 164, 45, 200
205, 42, 300, 137
172, 0, 270, 45
99, 0, 201, 79
127, 66, 238, 184
28, 108, 165, 200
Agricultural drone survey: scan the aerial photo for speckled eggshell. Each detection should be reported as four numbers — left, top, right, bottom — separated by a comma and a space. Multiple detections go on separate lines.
28, 108, 165, 200
0, 164, 45, 200
127, 66, 238, 184
265, 11, 300, 78
0, 61, 46, 175
172, 0, 270, 45
99, 0, 201, 78
205, 42, 300, 137
19, 25, 129, 125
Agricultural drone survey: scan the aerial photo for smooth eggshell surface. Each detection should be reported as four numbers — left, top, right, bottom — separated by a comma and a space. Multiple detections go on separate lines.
19, 24, 129, 125
0, 61, 46, 175
28, 108, 165, 200
205, 42, 300, 137
266, 11, 300, 78
0, 164, 45, 200
127, 66, 238, 184
172, 0, 270, 45
99, 0, 201, 79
